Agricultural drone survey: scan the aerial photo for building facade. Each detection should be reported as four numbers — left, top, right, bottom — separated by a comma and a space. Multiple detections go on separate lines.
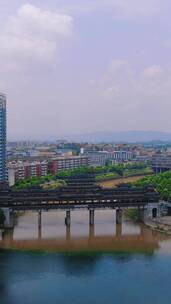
8, 161, 48, 185
8, 156, 90, 185
0, 93, 6, 182
49, 156, 90, 175
151, 155, 171, 173
86, 151, 133, 166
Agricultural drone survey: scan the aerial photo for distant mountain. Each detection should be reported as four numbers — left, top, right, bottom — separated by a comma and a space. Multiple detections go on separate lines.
8, 130, 171, 143
65, 131, 171, 143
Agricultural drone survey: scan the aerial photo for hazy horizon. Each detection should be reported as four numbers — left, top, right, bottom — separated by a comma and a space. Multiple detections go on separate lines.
1, 1, 171, 139
7, 130, 171, 143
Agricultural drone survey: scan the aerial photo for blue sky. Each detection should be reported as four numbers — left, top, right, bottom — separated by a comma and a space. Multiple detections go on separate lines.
0, 0, 171, 139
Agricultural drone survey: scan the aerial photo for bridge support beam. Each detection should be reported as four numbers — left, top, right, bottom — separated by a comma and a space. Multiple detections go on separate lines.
116, 224, 122, 237
89, 209, 95, 226
1, 208, 14, 229
38, 211, 42, 239
65, 210, 71, 227
38, 211, 42, 230
89, 223, 95, 240
138, 208, 145, 223
116, 209, 122, 225
66, 225, 71, 241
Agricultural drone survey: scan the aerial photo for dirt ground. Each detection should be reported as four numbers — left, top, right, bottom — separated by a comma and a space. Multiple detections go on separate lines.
99, 175, 146, 188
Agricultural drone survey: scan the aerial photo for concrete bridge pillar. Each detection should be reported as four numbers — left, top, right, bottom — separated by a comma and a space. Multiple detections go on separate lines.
66, 225, 71, 241
38, 211, 42, 239
89, 223, 95, 240
38, 211, 42, 229
89, 209, 95, 226
116, 209, 122, 225
1, 208, 14, 229
65, 210, 71, 227
138, 208, 145, 223
116, 224, 122, 238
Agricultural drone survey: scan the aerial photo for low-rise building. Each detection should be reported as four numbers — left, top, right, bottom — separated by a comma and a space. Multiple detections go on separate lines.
151, 155, 171, 173
8, 161, 48, 185
85, 151, 133, 166
49, 156, 90, 175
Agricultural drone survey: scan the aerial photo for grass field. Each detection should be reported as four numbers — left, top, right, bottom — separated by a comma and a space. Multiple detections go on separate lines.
99, 175, 149, 188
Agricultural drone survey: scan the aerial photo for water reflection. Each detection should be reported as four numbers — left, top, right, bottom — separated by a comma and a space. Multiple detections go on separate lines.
60, 255, 101, 276
0, 210, 170, 254
1, 211, 171, 304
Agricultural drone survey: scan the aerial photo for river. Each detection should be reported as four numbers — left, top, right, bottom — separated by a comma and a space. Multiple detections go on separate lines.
0, 210, 171, 304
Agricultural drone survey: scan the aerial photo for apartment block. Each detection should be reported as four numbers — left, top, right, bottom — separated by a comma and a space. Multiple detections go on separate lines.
86, 151, 133, 166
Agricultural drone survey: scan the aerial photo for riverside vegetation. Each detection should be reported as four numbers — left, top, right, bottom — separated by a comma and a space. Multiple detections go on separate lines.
13, 162, 152, 190
135, 170, 171, 202
124, 170, 171, 223
124, 209, 140, 222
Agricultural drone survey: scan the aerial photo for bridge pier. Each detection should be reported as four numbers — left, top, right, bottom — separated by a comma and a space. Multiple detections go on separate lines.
38, 211, 42, 239
1, 208, 14, 229
38, 211, 42, 229
116, 223, 122, 237
89, 222, 95, 240
65, 210, 71, 227
138, 208, 145, 223
116, 209, 122, 225
66, 225, 71, 241
89, 209, 95, 226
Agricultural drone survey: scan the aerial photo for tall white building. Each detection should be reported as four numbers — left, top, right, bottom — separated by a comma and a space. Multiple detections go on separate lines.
0, 93, 6, 182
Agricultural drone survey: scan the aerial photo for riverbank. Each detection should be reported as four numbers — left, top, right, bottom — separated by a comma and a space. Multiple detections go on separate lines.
145, 216, 171, 235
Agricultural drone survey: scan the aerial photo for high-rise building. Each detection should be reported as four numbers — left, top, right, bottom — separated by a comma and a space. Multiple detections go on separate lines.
0, 93, 6, 182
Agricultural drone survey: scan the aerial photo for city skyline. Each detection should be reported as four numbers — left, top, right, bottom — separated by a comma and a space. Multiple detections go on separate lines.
1, 1, 171, 140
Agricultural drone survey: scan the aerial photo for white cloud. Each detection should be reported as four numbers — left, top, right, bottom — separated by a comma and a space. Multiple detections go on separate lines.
100, 60, 136, 103
80, 60, 171, 132
96, 61, 171, 109
0, 4, 73, 65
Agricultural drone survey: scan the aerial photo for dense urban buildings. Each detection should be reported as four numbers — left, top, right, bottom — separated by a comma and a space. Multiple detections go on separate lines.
7, 137, 171, 186
0, 93, 6, 182
8, 156, 89, 185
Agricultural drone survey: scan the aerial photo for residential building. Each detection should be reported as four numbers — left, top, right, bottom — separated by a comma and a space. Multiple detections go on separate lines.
8, 161, 48, 185
8, 156, 90, 185
48, 156, 90, 175
85, 151, 133, 166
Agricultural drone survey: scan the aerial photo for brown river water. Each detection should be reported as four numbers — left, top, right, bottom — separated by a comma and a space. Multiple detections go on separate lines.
1, 177, 171, 304
0, 176, 170, 255
0, 210, 171, 254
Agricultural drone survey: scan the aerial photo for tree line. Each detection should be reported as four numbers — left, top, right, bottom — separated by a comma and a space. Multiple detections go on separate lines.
135, 170, 171, 201
13, 162, 152, 190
